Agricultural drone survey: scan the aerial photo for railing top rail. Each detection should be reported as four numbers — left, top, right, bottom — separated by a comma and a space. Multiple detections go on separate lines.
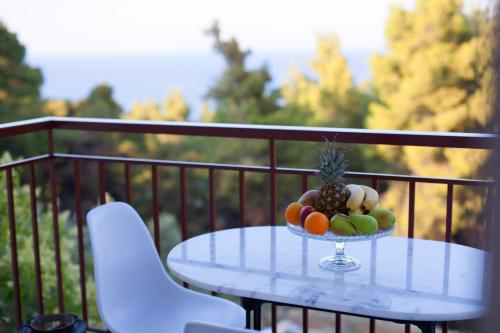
0, 117, 52, 138
0, 116, 496, 149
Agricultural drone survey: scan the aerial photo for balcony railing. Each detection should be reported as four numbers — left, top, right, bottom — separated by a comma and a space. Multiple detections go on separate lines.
0, 117, 495, 332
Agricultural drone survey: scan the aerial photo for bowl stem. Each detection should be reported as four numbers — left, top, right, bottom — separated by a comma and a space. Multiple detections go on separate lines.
319, 241, 361, 272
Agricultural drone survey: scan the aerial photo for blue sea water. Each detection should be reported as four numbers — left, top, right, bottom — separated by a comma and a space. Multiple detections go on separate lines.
27, 50, 372, 120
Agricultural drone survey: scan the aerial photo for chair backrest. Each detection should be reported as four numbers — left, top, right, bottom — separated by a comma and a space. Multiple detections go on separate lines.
87, 202, 174, 327
184, 321, 255, 333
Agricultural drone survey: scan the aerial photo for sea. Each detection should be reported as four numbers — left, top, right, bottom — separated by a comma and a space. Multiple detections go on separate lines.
27, 50, 373, 120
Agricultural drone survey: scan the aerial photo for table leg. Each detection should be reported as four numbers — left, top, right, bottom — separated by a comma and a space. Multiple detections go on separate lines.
245, 308, 251, 329
394, 320, 436, 333
241, 297, 264, 330
253, 304, 261, 330
241, 298, 437, 333
414, 321, 436, 333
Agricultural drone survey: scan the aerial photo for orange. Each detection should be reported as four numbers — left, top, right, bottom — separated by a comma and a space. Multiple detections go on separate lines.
285, 202, 303, 225
304, 212, 329, 235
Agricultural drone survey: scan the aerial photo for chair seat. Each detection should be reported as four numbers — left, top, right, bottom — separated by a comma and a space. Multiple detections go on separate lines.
185, 320, 256, 333
112, 293, 245, 333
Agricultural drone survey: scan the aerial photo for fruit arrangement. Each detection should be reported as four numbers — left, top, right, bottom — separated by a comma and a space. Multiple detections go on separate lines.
285, 139, 396, 237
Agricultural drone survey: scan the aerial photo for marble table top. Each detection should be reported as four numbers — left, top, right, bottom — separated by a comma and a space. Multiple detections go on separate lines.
167, 226, 489, 322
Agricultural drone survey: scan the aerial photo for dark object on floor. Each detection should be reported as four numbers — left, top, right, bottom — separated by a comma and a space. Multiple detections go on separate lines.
19, 314, 86, 333
1, 318, 9, 333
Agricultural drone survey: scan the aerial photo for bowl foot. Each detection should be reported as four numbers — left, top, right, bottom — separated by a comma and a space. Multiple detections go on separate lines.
319, 255, 361, 272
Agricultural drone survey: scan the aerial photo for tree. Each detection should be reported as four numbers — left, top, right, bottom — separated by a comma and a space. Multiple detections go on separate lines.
205, 21, 280, 124
281, 35, 385, 175
42, 84, 124, 154
125, 88, 189, 123
0, 23, 43, 123
42, 85, 125, 213
72, 84, 123, 119
121, 88, 190, 155
163, 89, 190, 122
0, 23, 45, 157
368, 0, 494, 242
282, 35, 371, 128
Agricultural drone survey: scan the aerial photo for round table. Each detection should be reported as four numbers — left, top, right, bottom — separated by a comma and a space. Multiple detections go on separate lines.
167, 226, 489, 332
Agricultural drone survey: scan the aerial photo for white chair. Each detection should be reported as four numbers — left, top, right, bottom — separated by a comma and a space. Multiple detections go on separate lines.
87, 202, 246, 333
184, 321, 256, 333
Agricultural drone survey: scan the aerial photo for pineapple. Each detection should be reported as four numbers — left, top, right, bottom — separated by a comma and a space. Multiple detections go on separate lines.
314, 140, 350, 218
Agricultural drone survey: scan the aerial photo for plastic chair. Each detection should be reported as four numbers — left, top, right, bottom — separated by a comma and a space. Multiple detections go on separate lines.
184, 321, 256, 333
87, 202, 245, 333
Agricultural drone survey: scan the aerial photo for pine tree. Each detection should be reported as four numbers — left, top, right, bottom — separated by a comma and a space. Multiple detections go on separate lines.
368, 0, 494, 243
205, 21, 279, 124
0, 23, 45, 157
0, 23, 43, 123
282, 35, 371, 128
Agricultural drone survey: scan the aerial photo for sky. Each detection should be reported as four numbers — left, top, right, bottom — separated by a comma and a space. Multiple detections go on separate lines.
0, 0, 422, 56
0, 0, 492, 115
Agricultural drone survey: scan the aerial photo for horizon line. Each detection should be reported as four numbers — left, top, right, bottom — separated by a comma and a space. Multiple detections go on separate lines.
26, 48, 385, 59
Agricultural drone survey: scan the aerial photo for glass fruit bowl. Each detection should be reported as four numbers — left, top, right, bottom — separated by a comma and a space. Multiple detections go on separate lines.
287, 222, 395, 272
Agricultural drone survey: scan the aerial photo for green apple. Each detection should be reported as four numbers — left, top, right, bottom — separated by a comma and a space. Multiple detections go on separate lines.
330, 214, 356, 236
368, 208, 396, 230
348, 214, 378, 235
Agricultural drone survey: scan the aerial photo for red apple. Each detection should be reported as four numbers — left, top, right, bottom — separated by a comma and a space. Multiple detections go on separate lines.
300, 205, 316, 227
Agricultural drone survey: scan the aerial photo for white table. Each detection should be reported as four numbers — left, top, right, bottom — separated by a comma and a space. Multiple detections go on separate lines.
167, 226, 489, 332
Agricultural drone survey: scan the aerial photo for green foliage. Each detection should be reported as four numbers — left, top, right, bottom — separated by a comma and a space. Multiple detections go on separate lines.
282, 35, 371, 128
0, 23, 43, 123
121, 89, 190, 154
368, 0, 494, 242
369, 0, 493, 134
280, 34, 385, 175
42, 85, 126, 213
205, 21, 281, 123
47, 84, 124, 119
0, 153, 97, 329
148, 213, 181, 263
0, 23, 45, 157
75, 84, 122, 118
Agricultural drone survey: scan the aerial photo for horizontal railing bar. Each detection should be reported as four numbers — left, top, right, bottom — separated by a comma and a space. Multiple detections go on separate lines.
279, 167, 494, 186
0, 154, 50, 170
54, 153, 269, 172
349, 172, 493, 186
0, 117, 495, 149
54, 153, 494, 187
0, 117, 52, 138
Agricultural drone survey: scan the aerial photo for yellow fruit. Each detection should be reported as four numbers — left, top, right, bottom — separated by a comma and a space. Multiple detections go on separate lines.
346, 184, 365, 211
359, 185, 379, 210
349, 207, 364, 215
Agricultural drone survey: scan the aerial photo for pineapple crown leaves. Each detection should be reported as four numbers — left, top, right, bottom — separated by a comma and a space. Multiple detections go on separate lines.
317, 138, 348, 183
